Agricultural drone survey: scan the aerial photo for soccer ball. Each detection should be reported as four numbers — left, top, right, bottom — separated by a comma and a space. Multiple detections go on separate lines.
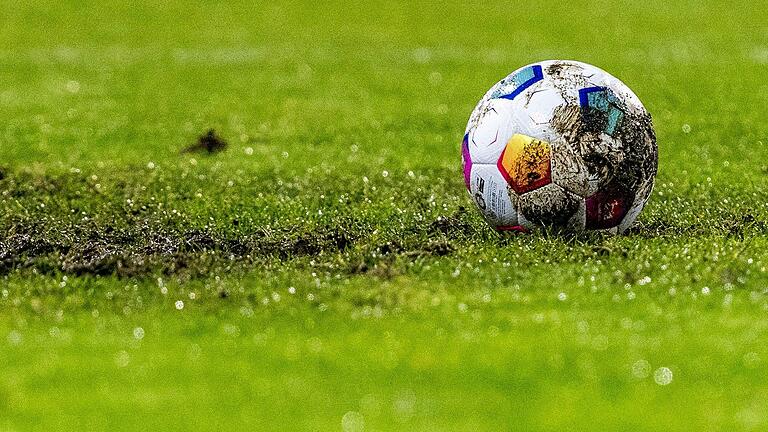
462, 60, 657, 234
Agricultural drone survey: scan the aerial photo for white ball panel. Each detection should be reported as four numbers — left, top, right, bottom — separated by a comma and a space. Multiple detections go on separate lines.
465, 99, 518, 164
504, 84, 566, 144
468, 164, 518, 227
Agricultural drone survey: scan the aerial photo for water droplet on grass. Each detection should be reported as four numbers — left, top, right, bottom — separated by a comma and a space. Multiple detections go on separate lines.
65, 80, 80, 93
393, 390, 417, 422
114, 350, 130, 368
631, 359, 650, 378
743, 352, 760, 368
654, 367, 673, 385
412, 47, 431, 63
7, 330, 22, 345
341, 411, 365, 432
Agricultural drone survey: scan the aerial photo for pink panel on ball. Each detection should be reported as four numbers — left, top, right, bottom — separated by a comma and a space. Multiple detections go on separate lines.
496, 225, 529, 234
461, 134, 472, 191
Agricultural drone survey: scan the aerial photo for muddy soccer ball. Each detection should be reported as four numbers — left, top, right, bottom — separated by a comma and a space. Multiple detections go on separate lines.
461, 60, 658, 234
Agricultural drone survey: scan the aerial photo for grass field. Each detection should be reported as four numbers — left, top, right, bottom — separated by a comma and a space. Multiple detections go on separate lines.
2, 0, 768, 430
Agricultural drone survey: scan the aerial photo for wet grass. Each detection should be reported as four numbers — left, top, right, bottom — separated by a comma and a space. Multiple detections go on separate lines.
2, 0, 768, 430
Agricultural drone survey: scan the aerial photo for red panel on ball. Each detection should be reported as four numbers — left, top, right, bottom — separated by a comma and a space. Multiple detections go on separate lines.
585, 186, 634, 230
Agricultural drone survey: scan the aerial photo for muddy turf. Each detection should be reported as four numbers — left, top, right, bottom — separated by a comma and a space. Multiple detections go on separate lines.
2, 0, 768, 430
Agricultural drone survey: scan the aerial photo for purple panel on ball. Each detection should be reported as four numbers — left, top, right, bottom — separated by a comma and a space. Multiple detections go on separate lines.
461, 134, 472, 191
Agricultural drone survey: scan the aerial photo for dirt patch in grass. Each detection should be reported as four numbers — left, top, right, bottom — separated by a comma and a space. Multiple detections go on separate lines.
627, 213, 766, 238
181, 129, 229, 154
0, 221, 358, 278
427, 206, 475, 237
345, 239, 455, 278
0, 212, 465, 278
